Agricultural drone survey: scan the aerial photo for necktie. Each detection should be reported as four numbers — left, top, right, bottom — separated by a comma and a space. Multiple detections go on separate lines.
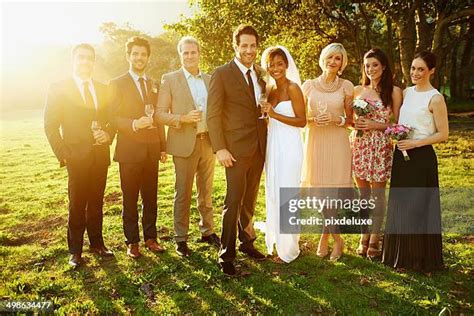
246, 69, 256, 106
83, 81, 95, 110
138, 77, 148, 103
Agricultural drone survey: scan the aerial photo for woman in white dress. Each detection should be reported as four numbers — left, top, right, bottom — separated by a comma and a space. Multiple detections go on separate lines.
260, 46, 306, 263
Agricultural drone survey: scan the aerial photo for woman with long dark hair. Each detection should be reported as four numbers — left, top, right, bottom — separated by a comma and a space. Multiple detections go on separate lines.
382, 51, 448, 272
351, 48, 402, 259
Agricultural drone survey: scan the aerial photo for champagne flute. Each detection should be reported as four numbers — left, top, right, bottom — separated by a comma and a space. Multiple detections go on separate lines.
91, 121, 102, 145
317, 100, 328, 125
145, 104, 156, 129
258, 93, 268, 119
196, 96, 205, 121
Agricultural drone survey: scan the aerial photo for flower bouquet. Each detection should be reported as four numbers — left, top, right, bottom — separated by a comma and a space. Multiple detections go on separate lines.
385, 124, 413, 161
352, 98, 375, 137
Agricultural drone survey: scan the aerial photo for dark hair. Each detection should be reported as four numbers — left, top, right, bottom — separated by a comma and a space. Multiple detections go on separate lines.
72, 43, 95, 58
361, 48, 393, 108
414, 50, 436, 70
126, 36, 151, 56
266, 47, 288, 67
232, 24, 259, 47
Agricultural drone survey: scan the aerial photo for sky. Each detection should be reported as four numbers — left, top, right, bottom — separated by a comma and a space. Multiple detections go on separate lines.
1, 0, 196, 65
0, 1, 198, 112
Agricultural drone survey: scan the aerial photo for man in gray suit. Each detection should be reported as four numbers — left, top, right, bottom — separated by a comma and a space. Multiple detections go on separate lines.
156, 36, 220, 257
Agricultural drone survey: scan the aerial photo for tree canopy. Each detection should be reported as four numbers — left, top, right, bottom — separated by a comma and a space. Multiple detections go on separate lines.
167, 0, 473, 101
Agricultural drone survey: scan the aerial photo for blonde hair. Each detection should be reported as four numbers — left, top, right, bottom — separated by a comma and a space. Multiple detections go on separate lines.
319, 43, 348, 75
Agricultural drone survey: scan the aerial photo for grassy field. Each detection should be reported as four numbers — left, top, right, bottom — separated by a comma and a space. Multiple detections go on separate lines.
0, 110, 473, 314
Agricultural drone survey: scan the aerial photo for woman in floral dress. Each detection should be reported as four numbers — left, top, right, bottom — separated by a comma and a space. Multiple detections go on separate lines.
351, 48, 402, 258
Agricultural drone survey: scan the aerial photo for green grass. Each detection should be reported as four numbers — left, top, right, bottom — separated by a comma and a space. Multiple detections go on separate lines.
0, 110, 473, 314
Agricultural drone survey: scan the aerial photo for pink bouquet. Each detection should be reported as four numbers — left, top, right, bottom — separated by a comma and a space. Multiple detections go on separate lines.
353, 98, 376, 137
385, 124, 413, 161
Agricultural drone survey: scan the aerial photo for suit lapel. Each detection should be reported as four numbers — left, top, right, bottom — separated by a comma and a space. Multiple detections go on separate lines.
230, 60, 255, 102
254, 65, 266, 92
203, 73, 210, 91
67, 78, 85, 107
177, 69, 197, 109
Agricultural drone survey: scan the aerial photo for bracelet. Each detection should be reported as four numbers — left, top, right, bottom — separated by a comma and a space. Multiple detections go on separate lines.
337, 115, 346, 127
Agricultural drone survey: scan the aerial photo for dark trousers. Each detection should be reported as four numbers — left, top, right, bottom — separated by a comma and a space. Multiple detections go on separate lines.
219, 150, 265, 263
119, 157, 159, 245
66, 159, 108, 254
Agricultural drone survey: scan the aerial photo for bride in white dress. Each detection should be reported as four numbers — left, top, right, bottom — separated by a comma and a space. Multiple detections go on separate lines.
259, 46, 306, 263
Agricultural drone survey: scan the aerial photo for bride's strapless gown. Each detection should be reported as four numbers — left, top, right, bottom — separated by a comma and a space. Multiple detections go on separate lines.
263, 100, 303, 263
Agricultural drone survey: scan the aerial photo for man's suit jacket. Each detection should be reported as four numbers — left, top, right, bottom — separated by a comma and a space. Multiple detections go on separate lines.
156, 69, 211, 158
109, 73, 166, 163
44, 78, 112, 167
207, 60, 267, 158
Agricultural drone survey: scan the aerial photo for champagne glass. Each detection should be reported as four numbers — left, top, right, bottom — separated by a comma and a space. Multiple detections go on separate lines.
196, 96, 205, 121
145, 104, 156, 129
91, 121, 102, 145
317, 100, 328, 114
317, 100, 328, 125
258, 93, 268, 119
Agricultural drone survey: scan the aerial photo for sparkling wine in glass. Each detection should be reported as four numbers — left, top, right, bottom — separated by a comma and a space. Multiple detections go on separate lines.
145, 104, 156, 129
317, 100, 328, 125
196, 96, 205, 121
258, 93, 268, 119
317, 101, 328, 114
91, 121, 102, 145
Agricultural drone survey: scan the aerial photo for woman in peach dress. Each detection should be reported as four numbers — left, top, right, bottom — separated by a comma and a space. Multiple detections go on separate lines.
301, 43, 354, 261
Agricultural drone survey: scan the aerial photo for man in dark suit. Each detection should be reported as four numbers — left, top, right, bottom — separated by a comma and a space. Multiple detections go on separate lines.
44, 43, 114, 267
109, 36, 167, 259
207, 25, 267, 275
157, 36, 220, 257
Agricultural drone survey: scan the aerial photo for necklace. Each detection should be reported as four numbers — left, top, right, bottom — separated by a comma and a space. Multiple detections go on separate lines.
316, 75, 341, 93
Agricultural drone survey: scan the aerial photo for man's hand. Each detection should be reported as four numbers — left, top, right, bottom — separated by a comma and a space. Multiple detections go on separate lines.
93, 130, 111, 144
160, 152, 167, 164
216, 149, 236, 168
134, 116, 154, 130
180, 110, 202, 123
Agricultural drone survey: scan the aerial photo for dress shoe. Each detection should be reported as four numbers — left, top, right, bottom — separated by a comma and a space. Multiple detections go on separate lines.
145, 239, 165, 253
220, 261, 237, 275
239, 245, 266, 261
176, 241, 190, 257
127, 243, 141, 259
201, 233, 221, 248
68, 253, 83, 267
90, 245, 114, 258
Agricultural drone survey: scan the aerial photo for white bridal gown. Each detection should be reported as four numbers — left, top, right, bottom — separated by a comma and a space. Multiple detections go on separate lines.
264, 100, 303, 263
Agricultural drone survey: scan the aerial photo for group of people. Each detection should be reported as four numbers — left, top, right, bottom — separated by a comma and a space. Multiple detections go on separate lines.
44, 24, 449, 276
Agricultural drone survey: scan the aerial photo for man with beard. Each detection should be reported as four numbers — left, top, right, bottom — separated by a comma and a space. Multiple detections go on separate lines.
109, 36, 167, 259
207, 25, 267, 275
44, 43, 114, 267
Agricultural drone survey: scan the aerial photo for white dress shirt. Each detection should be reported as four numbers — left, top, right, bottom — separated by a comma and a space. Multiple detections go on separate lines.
233, 57, 261, 105
129, 70, 148, 101
73, 74, 98, 109
182, 67, 208, 133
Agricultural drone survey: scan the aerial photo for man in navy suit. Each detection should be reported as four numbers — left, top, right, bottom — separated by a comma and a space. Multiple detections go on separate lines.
109, 36, 167, 259
44, 43, 114, 267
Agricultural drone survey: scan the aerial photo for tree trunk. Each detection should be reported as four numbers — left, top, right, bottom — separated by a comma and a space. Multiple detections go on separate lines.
450, 43, 458, 101
459, 16, 473, 100
415, 0, 434, 52
432, 7, 474, 88
395, 15, 417, 86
